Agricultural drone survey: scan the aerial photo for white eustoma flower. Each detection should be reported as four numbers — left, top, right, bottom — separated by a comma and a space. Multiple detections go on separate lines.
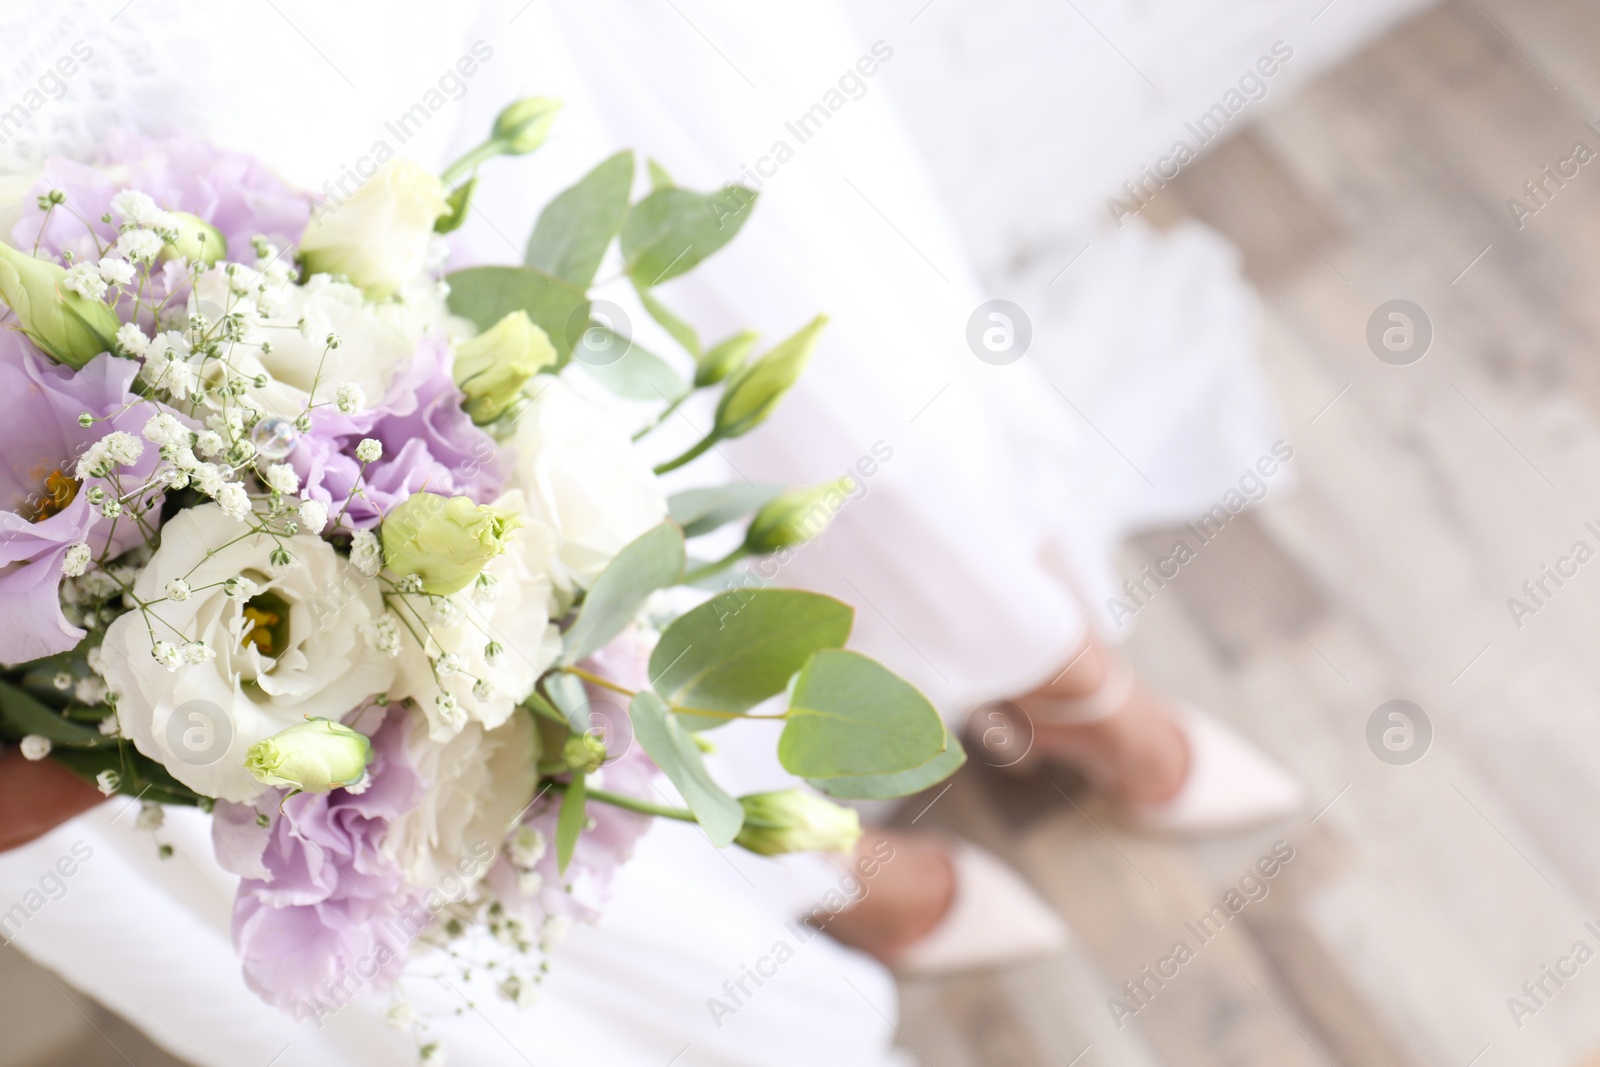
506, 378, 667, 588
383, 705, 536, 888
298, 160, 450, 299
100, 504, 397, 801
388, 490, 562, 740
189, 269, 432, 423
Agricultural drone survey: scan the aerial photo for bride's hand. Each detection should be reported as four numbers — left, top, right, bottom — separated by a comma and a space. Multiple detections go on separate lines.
0, 748, 104, 853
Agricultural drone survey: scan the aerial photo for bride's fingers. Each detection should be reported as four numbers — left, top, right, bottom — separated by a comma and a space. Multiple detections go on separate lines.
0, 748, 105, 853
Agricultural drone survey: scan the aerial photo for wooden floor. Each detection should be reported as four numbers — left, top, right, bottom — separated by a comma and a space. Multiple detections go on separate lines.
13, 2, 1600, 1065
897, 1, 1600, 1065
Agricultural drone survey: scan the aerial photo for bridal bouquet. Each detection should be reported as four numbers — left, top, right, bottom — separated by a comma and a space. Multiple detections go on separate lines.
0, 98, 963, 1036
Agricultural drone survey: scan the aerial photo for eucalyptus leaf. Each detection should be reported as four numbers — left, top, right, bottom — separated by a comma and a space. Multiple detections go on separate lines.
445, 266, 589, 362
574, 329, 688, 402
647, 158, 674, 190
556, 770, 587, 875
0, 679, 109, 747
650, 589, 853, 729
525, 150, 633, 288
621, 186, 757, 287
636, 286, 700, 358
542, 671, 591, 735
668, 483, 784, 538
779, 650, 947, 778
808, 731, 966, 799
629, 690, 743, 846
562, 522, 686, 664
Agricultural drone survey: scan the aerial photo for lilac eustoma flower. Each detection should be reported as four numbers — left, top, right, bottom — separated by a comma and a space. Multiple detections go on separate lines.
218, 706, 424, 1020
0, 335, 164, 665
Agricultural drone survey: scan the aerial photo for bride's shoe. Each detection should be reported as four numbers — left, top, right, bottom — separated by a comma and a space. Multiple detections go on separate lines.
982, 658, 1305, 836
889, 840, 1068, 977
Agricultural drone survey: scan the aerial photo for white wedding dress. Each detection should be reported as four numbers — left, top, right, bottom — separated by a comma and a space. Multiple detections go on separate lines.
0, 0, 1316, 1063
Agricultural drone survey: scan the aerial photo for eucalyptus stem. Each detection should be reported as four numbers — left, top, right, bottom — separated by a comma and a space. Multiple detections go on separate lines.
632, 391, 692, 442
440, 140, 503, 186
682, 546, 749, 585
554, 666, 788, 721
653, 433, 719, 475
546, 779, 698, 822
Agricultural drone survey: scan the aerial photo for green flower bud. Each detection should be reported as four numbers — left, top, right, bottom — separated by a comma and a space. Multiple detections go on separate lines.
733, 790, 861, 857
380, 492, 522, 596
159, 211, 227, 266
245, 718, 372, 793
744, 478, 855, 554
0, 240, 120, 369
695, 329, 757, 388
713, 315, 826, 440
452, 311, 556, 424
491, 97, 563, 156
561, 732, 608, 774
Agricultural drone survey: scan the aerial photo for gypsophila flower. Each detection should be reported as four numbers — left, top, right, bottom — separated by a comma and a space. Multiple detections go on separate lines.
427, 597, 464, 629
86, 646, 103, 673
517, 869, 544, 895
354, 437, 382, 464
262, 463, 299, 495
509, 825, 547, 867
419, 1044, 445, 1067
19, 735, 52, 761
51, 671, 71, 690
335, 383, 366, 414
540, 915, 572, 953
61, 542, 91, 577
142, 412, 189, 448
151, 640, 182, 671
215, 482, 251, 520
166, 579, 192, 601
97, 715, 119, 737
111, 189, 163, 227
98, 256, 136, 287
63, 262, 108, 300
471, 679, 495, 702
74, 676, 107, 705
191, 463, 226, 496
350, 529, 382, 577
195, 430, 224, 457
115, 228, 164, 262
435, 692, 466, 731
223, 575, 259, 601
363, 614, 402, 657
104, 431, 143, 465
136, 800, 164, 831
117, 321, 151, 357
100, 498, 123, 518
181, 640, 214, 665
298, 499, 329, 534
435, 652, 464, 677
96, 769, 121, 796
384, 1002, 417, 1030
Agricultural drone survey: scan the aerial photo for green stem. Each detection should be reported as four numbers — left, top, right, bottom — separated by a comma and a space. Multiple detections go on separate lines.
440, 140, 503, 186
554, 666, 787, 721
654, 433, 719, 475
632, 390, 693, 442
546, 779, 698, 822
682, 546, 749, 585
